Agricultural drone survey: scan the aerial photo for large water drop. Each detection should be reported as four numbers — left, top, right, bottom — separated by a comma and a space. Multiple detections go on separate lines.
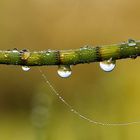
22, 66, 30, 72
99, 59, 116, 72
57, 65, 72, 78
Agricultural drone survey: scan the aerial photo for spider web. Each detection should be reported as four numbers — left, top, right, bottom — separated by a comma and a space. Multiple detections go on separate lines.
38, 68, 140, 126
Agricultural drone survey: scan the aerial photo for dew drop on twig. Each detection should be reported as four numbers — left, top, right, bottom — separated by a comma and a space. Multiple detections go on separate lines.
57, 65, 72, 78
99, 59, 116, 72
12, 48, 18, 53
22, 66, 30, 71
128, 39, 136, 47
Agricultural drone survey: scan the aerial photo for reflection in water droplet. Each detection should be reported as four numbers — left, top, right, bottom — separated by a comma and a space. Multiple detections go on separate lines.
99, 59, 116, 72
128, 39, 136, 47
22, 66, 30, 71
57, 65, 72, 78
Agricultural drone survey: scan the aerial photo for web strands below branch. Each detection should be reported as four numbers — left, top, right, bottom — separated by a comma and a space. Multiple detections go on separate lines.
38, 68, 140, 126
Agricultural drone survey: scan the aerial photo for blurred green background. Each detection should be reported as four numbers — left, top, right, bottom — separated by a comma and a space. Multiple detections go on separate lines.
0, 0, 140, 139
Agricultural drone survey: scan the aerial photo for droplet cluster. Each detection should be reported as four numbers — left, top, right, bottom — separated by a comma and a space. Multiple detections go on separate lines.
20, 38, 138, 75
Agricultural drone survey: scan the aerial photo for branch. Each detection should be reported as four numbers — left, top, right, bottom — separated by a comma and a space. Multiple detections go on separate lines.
0, 39, 139, 66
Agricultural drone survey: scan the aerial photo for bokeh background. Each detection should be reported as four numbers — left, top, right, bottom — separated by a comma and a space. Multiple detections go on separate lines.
0, 0, 140, 139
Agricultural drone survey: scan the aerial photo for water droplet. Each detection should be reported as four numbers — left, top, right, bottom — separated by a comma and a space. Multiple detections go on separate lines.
4, 54, 8, 58
80, 45, 89, 51
71, 109, 74, 112
99, 59, 116, 72
21, 51, 30, 60
47, 49, 52, 53
59, 96, 62, 99
57, 65, 72, 78
22, 66, 30, 71
12, 48, 18, 53
128, 39, 136, 47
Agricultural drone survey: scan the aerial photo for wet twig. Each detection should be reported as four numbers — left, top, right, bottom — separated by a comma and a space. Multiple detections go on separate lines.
0, 39, 139, 66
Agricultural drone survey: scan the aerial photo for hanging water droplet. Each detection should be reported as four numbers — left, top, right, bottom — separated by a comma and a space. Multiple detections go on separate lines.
57, 65, 72, 78
22, 66, 30, 71
99, 59, 116, 72
128, 39, 136, 47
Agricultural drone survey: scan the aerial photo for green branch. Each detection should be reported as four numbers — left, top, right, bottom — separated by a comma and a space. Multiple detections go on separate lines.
0, 39, 139, 66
